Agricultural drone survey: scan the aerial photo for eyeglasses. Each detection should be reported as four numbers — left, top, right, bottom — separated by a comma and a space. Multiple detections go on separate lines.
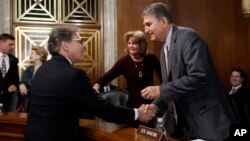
72, 38, 84, 45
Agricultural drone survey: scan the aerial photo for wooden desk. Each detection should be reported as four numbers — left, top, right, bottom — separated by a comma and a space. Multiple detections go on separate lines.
0, 112, 27, 141
0, 112, 178, 141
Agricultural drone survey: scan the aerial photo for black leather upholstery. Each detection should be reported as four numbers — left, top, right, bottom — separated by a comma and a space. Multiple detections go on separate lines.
100, 88, 128, 107
81, 86, 128, 119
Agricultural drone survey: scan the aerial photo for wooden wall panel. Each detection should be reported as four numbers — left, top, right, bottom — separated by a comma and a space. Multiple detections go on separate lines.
171, 0, 250, 88
12, 0, 102, 83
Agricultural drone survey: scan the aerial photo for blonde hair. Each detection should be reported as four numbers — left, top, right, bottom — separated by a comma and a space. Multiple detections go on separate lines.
124, 30, 147, 56
32, 46, 48, 62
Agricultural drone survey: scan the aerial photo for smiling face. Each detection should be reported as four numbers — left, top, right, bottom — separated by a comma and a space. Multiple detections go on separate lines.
142, 14, 169, 42
29, 50, 42, 63
127, 37, 141, 56
230, 71, 244, 87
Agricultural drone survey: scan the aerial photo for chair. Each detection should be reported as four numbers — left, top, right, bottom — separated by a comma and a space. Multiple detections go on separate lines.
9, 90, 30, 112
100, 87, 128, 107
81, 86, 128, 119
8, 92, 19, 112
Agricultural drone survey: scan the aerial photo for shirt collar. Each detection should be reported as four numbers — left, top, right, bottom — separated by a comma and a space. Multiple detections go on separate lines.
0, 52, 5, 57
233, 84, 242, 90
65, 57, 72, 65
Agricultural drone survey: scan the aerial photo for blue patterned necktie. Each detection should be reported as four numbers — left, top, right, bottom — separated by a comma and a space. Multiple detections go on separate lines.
1, 54, 6, 78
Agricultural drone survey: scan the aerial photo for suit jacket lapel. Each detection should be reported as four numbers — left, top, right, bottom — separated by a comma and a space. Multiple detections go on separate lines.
167, 25, 177, 81
6, 54, 12, 76
160, 25, 178, 82
168, 45, 172, 78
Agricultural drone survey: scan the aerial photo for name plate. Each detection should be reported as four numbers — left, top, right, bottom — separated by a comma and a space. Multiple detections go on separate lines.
137, 125, 167, 141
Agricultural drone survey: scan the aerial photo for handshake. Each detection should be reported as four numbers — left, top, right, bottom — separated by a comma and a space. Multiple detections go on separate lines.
137, 104, 158, 123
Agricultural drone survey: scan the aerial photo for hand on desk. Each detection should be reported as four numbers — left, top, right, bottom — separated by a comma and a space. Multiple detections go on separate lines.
137, 104, 158, 123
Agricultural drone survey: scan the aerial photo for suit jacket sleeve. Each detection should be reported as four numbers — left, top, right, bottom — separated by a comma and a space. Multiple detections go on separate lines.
95, 56, 126, 88
20, 66, 34, 87
9, 55, 19, 87
70, 69, 135, 124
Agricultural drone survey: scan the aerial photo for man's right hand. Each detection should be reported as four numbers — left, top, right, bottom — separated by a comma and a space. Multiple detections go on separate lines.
137, 104, 158, 123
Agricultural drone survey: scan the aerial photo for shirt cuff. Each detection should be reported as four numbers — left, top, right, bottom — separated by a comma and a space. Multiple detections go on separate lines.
134, 108, 138, 120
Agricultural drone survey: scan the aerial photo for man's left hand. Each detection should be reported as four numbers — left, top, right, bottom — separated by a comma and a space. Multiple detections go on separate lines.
141, 86, 160, 100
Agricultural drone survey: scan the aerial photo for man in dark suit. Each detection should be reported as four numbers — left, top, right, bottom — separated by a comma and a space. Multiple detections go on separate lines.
0, 33, 19, 111
23, 26, 154, 141
228, 68, 250, 124
140, 3, 237, 140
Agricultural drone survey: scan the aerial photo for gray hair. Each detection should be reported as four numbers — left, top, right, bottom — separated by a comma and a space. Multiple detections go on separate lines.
48, 25, 79, 55
141, 2, 174, 23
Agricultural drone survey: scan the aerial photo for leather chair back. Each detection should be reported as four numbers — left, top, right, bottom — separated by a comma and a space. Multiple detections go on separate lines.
100, 88, 128, 107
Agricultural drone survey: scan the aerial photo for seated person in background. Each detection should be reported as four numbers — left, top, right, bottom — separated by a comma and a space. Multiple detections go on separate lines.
23, 25, 154, 141
228, 68, 250, 124
92, 30, 162, 109
17, 46, 48, 112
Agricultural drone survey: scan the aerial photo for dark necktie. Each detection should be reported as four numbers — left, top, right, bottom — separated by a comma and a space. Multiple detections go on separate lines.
230, 87, 237, 94
1, 54, 6, 78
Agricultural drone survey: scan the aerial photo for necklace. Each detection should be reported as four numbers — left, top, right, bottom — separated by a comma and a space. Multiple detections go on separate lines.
134, 61, 144, 77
